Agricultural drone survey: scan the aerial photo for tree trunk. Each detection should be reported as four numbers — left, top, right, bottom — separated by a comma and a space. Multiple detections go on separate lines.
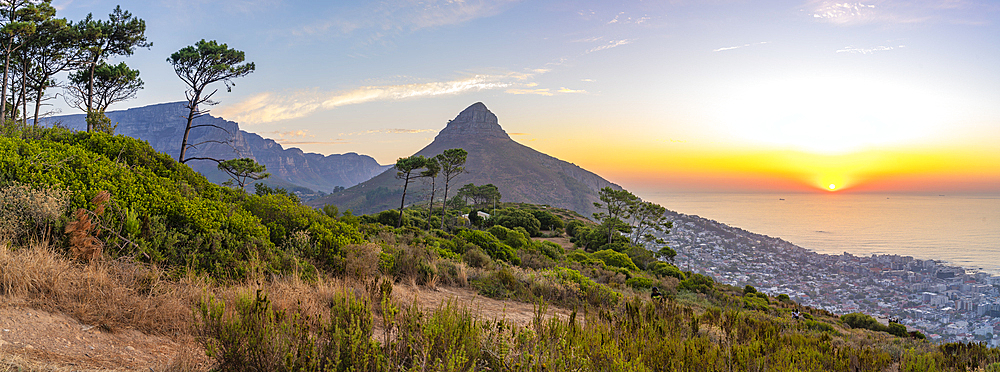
32, 84, 43, 127
427, 177, 436, 220
398, 174, 411, 228
178, 91, 201, 162
439, 180, 451, 230
86, 59, 95, 131
1, 51, 10, 125
20, 58, 26, 125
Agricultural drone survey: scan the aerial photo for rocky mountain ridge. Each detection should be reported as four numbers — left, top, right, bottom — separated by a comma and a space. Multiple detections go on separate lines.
45, 102, 390, 193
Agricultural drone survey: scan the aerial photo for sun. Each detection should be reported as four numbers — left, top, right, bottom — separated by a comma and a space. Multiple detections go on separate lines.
828, 184, 837, 191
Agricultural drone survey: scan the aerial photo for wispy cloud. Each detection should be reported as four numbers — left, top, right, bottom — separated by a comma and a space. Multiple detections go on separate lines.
338, 128, 437, 136
218, 73, 532, 125
586, 39, 634, 54
713, 41, 770, 52
804, 0, 995, 25
508, 132, 529, 136
836, 45, 904, 54
506, 88, 552, 96
295, 0, 520, 39
264, 129, 314, 139
607, 12, 651, 25
809, 1, 878, 24
275, 140, 353, 145
557, 87, 586, 94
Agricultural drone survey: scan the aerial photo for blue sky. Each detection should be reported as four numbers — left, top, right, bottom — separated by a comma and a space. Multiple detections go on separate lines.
51, 0, 1000, 192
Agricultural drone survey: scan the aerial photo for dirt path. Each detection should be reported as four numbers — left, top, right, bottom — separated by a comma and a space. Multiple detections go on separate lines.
0, 306, 206, 371
0, 285, 571, 371
393, 284, 573, 326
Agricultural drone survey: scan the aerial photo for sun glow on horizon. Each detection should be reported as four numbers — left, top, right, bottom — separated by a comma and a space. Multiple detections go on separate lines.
829, 184, 837, 191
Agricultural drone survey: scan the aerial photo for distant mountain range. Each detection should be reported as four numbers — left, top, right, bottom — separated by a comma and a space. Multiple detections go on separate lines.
45, 102, 390, 193
308, 102, 621, 217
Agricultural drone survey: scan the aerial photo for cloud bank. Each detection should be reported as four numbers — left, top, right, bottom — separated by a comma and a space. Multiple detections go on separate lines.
218, 73, 531, 125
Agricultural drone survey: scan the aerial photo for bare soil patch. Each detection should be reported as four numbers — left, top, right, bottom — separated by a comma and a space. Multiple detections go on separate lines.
0, 306, 208, 371
393, 284, 573, 326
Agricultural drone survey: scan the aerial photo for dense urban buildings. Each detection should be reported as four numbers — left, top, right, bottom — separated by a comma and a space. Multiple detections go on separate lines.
662, 210, 1000, 344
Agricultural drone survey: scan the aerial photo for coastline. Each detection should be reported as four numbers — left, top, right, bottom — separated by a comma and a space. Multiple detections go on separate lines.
660, 207, 1000, 345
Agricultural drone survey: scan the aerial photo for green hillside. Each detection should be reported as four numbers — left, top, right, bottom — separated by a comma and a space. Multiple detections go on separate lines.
1, 125, 998, 371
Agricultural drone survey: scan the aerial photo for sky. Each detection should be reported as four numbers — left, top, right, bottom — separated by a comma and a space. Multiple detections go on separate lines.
50, 0, 1000, 194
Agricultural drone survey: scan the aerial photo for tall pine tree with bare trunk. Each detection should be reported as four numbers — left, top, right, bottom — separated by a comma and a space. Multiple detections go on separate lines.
168, 39, 254, 163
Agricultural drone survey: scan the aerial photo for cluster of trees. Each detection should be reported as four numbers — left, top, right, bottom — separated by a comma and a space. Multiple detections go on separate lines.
569, 187, 675, 261
0, 3, 149, 129
455, 183, 501, 208
393, 148, 467, 228
0, 1, 261, 182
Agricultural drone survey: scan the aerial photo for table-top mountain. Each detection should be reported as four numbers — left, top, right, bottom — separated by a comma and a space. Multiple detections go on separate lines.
44, 102, 389, 193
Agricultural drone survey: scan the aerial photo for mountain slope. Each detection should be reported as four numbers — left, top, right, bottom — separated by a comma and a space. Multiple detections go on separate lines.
45, 102, 390, 193
308, 102, 620, 217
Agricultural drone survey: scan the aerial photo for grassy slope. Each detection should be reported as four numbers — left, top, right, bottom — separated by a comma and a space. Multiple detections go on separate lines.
1, 127, 998, 371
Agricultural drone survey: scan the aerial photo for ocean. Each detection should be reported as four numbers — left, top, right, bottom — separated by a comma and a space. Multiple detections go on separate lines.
640, 192, 1000, 275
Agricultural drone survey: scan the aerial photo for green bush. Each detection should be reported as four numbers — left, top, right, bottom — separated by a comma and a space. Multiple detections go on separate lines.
648, 262, 685, 280
531, 210, 564, 230
487, 224, 529, 249
456, 229, 519, 265
678, 273, 715, 294
0, 132, 280, 277
462, 247, 494, 269
544, 267, 621, 307
493, 208, 541, 237
888, 322, 908, 337
841, 312, 887, 332
626, 276, 656, 289
565, 220, 584, 237
592, 249, 638, 271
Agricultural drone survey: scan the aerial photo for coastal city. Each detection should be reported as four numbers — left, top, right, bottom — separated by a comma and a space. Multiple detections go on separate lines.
662, 209, 1000, 345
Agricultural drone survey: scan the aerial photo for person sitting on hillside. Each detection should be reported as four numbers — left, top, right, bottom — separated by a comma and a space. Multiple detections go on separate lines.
651, 287, 663, 301
791, 310, 801, 320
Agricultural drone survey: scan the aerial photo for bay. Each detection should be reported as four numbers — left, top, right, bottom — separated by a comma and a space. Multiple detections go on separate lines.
639, 191, 1000, 274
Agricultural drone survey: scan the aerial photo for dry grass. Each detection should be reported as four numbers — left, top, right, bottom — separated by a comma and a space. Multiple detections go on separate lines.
0, 240, 199, 336
0, 239, 377, 339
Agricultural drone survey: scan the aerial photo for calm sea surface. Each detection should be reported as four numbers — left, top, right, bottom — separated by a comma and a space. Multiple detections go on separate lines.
640, 192, 1000, 275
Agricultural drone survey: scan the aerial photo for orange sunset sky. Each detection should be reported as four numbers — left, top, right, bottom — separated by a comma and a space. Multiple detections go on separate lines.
54, 1, 1000, 194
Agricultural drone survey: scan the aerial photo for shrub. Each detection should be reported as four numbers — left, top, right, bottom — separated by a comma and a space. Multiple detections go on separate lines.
888, 322, 908, 337
678, 273, 714, 294
0, 182, 70, 244
565, 220, 584, 237
196, 289, 382, 372
592, 249, 638, 271
626, 276, 656, 289
544, 267, 621, 307
743, 285, 757, 295
537, 240, 564, 261
462, 247, 494, 269
648, 262, 685, 280
841, 312, 886, 332
456, 229, 519, 265
493, 208, 541, 237
531, 210, 564, 230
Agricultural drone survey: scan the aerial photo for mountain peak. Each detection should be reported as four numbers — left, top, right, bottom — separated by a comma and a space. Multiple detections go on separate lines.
436, 102, 509, 140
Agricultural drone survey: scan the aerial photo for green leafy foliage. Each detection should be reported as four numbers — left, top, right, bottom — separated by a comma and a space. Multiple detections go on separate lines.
0, 129, 362, 278
591, 249, 638, 271
456, 229, 519, 265
648, 261, 685, 280
679, 273, 715, 294
492, 208, 541, 237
